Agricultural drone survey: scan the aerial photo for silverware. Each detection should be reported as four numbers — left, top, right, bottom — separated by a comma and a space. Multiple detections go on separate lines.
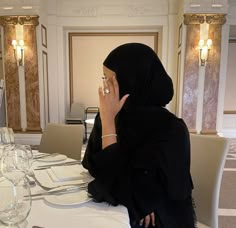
27, 171, 88, 191
32, 226, 45, 228
33, 153, 60, 160
29, 185, 87, 197
34, 160, 81, 170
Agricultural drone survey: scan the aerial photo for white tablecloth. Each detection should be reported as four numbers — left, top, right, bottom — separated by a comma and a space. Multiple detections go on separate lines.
27, 200, 130, 228
24, 152, 131, 228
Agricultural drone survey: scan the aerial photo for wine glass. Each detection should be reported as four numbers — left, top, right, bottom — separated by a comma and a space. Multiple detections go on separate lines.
0, 179, 31, 227
0, 128, 12, 145
1, 144, 30, 185
23, 145, 33, 170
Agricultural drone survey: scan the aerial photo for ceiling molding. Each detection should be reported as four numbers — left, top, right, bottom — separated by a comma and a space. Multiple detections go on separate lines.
0, 15, 39, 26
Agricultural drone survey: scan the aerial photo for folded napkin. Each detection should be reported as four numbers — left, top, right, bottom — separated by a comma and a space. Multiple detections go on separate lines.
48, 165, 86, 182
34, 169, 93, 189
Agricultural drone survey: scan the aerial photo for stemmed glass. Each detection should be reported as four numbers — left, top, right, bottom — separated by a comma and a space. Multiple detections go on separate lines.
0, 128, 14, 145
23, 145, 33, 171
1, 145, 30, 185
0, 179, 31, 227
0, 145, 32, 227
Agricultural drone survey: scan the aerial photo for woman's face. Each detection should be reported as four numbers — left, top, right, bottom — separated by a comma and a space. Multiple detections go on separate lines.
102, 65, 116, 94
102, 65, 116, 81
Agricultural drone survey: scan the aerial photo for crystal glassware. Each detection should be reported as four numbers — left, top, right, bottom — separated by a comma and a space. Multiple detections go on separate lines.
0, 179, 32, 227
1, 144, 30, 185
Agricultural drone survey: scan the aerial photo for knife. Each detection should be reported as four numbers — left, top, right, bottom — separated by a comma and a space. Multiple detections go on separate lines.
34, 160, 81, 170
29, 185, 86, 197
33, 153, 60, 159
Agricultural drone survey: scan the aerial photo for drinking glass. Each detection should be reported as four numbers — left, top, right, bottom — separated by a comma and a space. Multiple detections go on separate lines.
1, 145, 30, 185
23, 145, 33, 170
0, 128, 12, 145
0, 179, 31, 227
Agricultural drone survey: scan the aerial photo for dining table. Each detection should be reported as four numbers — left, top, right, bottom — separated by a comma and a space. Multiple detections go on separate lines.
1, 149, 131, 228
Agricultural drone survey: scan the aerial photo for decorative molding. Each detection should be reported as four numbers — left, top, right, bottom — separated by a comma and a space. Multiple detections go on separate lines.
189, 129, 197, 134
42, 51, 49, 124
76, 7, 97, 17
206, 14, 226, 25
175, 50, 181, 115
184, 14, 205, 25
184, 14, 226, 25
200, 129, 218, 135
178, 24, 182, 47
0, 15, 39, 26
229, 39, 236, 43
224, 110, 236, 114
41, 24, 47, 48
128, 6, 160, 17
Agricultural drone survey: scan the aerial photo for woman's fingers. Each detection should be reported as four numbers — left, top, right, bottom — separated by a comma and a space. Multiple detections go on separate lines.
139, 218, 144, 226
98, 86, 103, 97
150, 212, 155, 227
119, 94, 129, 109
139, 212, 155, 228
144, 215, 150, 228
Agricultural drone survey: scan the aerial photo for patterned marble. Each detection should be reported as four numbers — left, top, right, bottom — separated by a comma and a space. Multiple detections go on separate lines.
182, 24, 200, 131
2, 19, 41, 132
3, 25, 21, 131
24, 25, 41, 131
201, 24, 222, 134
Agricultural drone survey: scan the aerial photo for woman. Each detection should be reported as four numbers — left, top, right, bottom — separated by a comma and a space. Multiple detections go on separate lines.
82, 43, 196, 228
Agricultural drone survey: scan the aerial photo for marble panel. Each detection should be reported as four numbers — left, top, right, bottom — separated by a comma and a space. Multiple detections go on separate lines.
182, 24, 200, 131
23, 25, 41, 132
3, 25, 21, 131
201, 24, 222, 133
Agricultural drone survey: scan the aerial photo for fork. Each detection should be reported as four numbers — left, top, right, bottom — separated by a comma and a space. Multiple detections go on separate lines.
27, 171, 88, 191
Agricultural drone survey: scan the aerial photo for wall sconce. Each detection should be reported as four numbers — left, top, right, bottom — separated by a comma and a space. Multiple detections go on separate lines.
12, 39, 24, 66
198, 39, 212, 66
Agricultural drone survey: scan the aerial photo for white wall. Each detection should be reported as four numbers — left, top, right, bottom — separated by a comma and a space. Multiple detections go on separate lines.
71, 34, 157, 108
221, 0, 236, 138
46, 0, 178, 124
224, 42, 236, 110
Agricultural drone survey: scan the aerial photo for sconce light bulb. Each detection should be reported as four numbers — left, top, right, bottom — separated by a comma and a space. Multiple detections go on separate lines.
19, 40, 24, 47
206, 39, 212, 48
12, 39, 17, 49
11, 39, 24, 66
199, 39, 204, 48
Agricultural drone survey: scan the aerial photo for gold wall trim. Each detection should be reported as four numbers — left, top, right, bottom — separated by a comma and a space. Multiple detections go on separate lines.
189, 129, 197, 134
184, 14, 205, 25
0, 15, 39, 26
68, 32, 158, 106
206, 14, 226, 25
184, 14, 226, 25
224, 110, 236, 114
200, 129, 217, 135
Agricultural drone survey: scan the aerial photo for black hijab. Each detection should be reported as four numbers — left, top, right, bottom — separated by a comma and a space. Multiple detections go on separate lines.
103, 43, 173, 107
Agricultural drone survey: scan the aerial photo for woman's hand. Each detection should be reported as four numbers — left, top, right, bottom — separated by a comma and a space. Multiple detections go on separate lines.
99, 75, 129, 124
99, 75, 129, 148
139, 212, 156, 227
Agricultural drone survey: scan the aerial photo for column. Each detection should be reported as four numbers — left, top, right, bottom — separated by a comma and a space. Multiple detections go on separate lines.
182, 14, 226, 134
0, 16, 41, 132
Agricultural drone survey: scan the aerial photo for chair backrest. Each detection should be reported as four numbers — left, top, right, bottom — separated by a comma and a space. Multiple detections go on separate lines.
70, 103, 85, 120
39, 123, 84, 160
190, 134, 229, 228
